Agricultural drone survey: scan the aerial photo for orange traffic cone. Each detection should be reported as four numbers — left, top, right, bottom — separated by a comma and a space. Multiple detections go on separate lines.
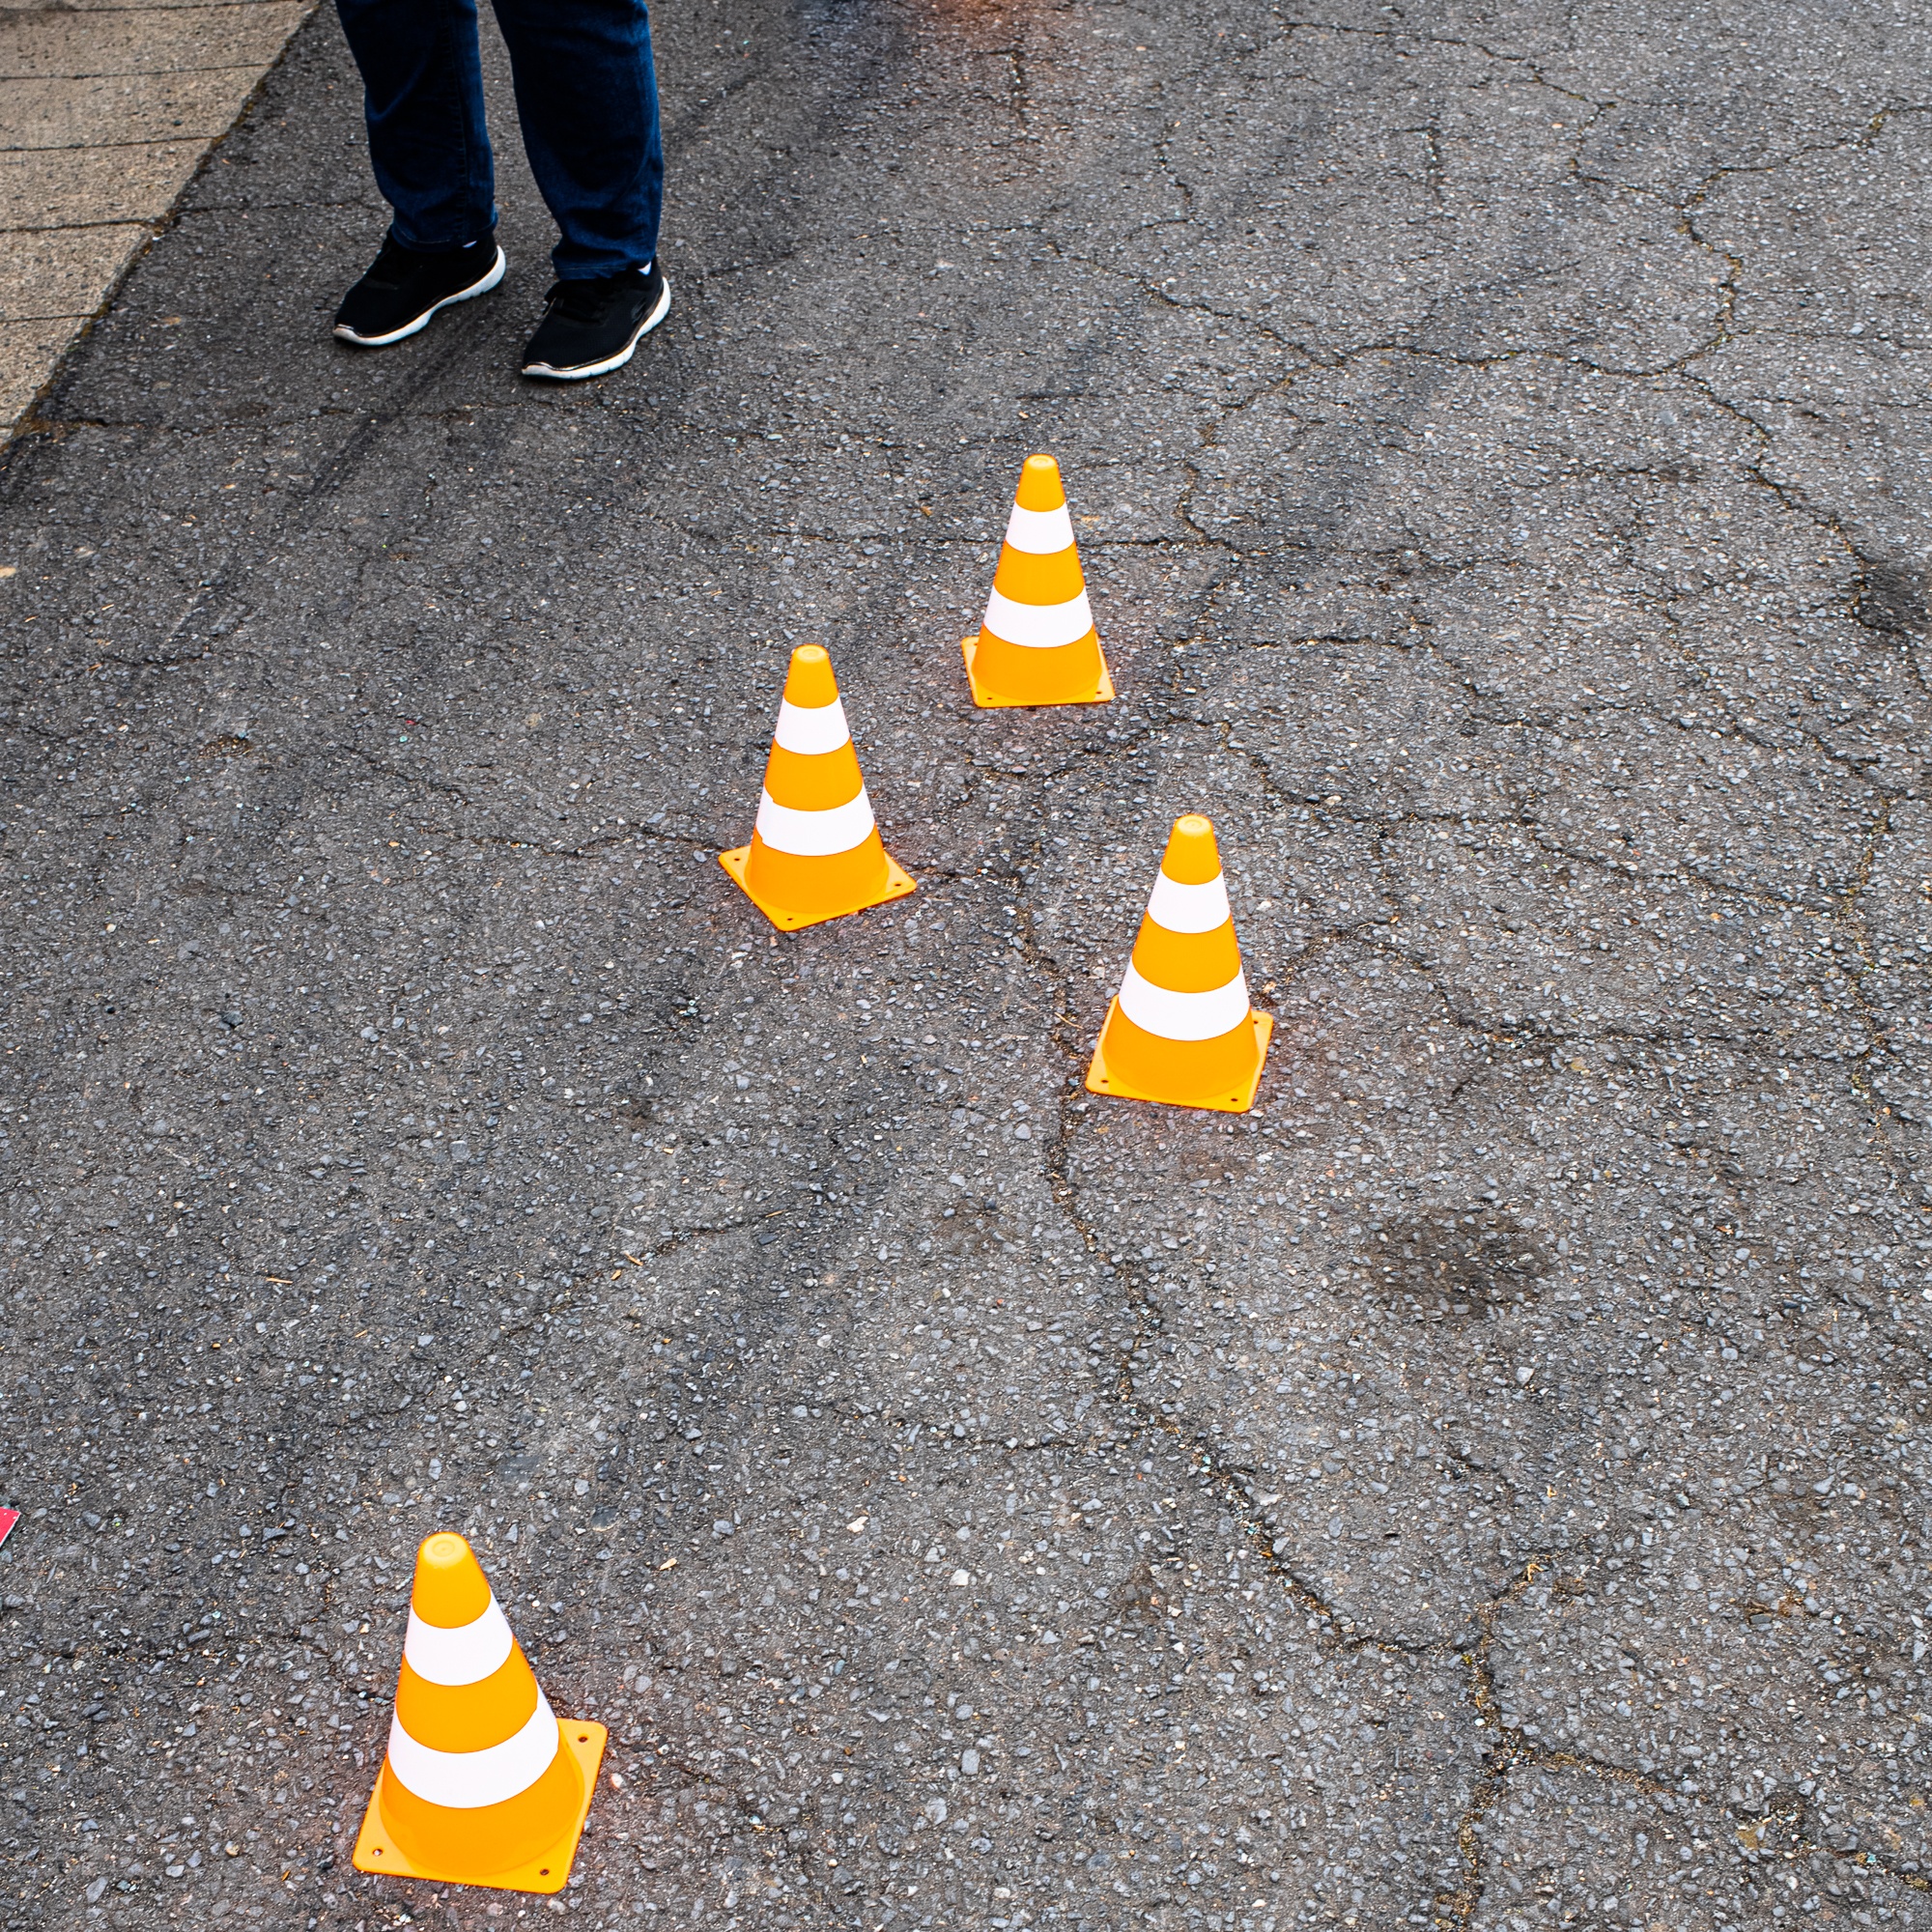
1086, 814, 1272, 1113
353, 1533, 605, 1896
961, 452, 1114, 708
721, 643, 916, 929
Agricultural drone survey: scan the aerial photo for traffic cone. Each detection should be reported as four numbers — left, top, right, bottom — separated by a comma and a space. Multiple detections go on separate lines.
352, 1532, 606, 1896
961, 452, 1114, 708
721, 643, 916, 929
1086, 814, 1272, 1113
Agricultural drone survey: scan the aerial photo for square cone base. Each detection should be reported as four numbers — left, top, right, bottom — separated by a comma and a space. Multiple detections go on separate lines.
961, 636, 1115, 709
352, 1719, 607, 1896
719, 845, 916, 931
1084, 1004, 1274, 1115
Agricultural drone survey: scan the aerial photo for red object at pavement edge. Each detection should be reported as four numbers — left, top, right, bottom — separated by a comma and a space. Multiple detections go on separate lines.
0, 1509, 17, 1551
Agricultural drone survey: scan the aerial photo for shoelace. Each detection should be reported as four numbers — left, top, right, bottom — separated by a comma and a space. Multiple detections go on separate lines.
544, 277, 634, 324
365, 239, 485, 291
361, 242, 418, 292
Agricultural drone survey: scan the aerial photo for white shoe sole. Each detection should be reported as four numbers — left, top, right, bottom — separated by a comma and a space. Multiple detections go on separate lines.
332, 245, 507, 348
520, 273, 672, 381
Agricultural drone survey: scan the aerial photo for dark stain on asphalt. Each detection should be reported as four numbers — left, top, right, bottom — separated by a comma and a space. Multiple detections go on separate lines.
1355, 1206, 1551, 1322
1855, 559, 1928, 637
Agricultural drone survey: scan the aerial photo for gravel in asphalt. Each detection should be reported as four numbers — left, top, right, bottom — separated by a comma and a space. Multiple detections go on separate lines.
3, 1, 1930, 1928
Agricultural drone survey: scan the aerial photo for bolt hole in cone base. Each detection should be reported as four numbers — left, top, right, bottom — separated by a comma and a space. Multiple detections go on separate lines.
719, 844, 917, 930
960, 636, 1114, 709
352, 1720, 607, 1895
1085, 1001, 1274, 1114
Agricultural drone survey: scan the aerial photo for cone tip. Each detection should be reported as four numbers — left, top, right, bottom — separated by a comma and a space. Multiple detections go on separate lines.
782, 643, 839, 708
1161, 813, 1223, 885
1014, 452, 1066, 512
412, 1530, 493, 1627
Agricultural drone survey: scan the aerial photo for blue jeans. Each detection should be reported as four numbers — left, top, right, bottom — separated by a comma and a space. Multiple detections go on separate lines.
333, 0, 663, 279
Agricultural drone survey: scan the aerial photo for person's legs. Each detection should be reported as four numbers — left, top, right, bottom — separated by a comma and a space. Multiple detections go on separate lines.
489, 0, 664, 279
335, 0, 497, 251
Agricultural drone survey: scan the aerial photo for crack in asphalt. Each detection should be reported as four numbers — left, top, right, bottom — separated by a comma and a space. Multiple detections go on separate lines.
912, 89, 1932, 1912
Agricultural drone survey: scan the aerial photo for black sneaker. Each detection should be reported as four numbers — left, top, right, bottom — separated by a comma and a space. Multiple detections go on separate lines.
333, 237, 506, 348
519, 264, 671, 381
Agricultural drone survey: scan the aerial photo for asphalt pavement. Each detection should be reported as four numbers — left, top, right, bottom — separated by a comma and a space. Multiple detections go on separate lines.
3, 1, 1931, 1928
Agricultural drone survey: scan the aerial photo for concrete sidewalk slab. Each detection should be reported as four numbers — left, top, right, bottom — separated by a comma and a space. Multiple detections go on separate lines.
0, 223, 151, 321
0, 68, 268, 145
0, 142, 209, 228
0, 0, 312, 440
0, 314, 69, 420
0, 6, 304, 79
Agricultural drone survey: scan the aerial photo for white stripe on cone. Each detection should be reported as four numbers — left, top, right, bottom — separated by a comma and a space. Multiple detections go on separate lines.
982, 586, 1095, 651
754, 787, 876, 857
772, 697, 851, 756
1146, 872, 1232, 935
403, 1599, 514, 1688
1003, 502, 1076, 554
1118, 963, 1251, 1042
385, 1691, 560, 1810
